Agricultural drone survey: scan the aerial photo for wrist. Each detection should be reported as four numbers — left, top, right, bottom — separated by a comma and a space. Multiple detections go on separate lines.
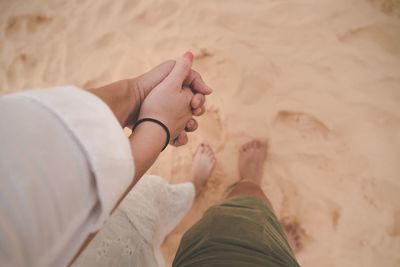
129, 121, 166, 183
132, 118, 170, 151
131, 120, 167, 151
125, 78, 145, 125
87, 80, 140, 127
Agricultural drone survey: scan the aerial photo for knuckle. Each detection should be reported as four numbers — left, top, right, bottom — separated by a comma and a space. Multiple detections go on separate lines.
192, 108, 201, 116
195, 93, 204, 99
198, 94, 205, 103
193, 70, 201, 79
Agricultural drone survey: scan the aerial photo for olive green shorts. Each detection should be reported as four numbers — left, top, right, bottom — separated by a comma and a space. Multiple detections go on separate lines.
172, 196, 300, 267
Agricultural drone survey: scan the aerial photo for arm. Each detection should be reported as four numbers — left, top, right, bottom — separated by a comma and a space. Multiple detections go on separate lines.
87, 59, 211, 130
71, 54, 211, 264
129, 122, 165, 182
88, 56, 211, 182
0, 54, 211, 267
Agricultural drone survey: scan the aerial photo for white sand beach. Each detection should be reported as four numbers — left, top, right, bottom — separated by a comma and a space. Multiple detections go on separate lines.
1, 0, 399, 266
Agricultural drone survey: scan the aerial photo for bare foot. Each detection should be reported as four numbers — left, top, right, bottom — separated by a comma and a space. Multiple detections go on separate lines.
239, 139, 268, 185
188, 144, 216, 195
281, 217, 303, 254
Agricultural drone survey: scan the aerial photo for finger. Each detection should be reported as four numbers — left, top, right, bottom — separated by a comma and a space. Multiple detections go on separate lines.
182, 85, 194, 101
171, 132, 188, 147
132, 60, 175, 93
185, 118, 198, 132
192, 105, 206, 116
184, 69, 213, 95
191, 93, 205, 110
163, 52, 193, 88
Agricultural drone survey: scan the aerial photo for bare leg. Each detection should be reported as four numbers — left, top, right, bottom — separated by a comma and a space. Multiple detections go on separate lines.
228, 139, 302, 253
186, 143, 216, 195
227, 139, 272, 207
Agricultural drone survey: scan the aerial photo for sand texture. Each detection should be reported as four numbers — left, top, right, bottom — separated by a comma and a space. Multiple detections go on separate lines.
1, 0, 400, 266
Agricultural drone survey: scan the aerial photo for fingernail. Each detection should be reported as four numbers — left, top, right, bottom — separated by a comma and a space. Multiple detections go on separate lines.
183, 51, 193, 62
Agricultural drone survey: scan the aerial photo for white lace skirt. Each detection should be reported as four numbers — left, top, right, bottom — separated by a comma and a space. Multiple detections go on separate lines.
73, 175, 195, 267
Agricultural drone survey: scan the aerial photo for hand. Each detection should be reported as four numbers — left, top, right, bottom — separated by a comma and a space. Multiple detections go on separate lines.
88, 57, 212, 130
132, 59, 212, 127
138, 53, 195, 143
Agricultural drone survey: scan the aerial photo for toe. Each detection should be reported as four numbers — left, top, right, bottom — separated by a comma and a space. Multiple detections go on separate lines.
297, 242, 303, 250
254, 140, 261, 147
260, 140, 268, 150
202, 144, 212, 155
244, 141, 252, 150
198, 145, 205, 154
250, 140, 258, 148
207, 149, 215, 158
208, 152, 215, 160
197, 143, 204, 153
286, 225, 294, 233
240, 144, 247, 152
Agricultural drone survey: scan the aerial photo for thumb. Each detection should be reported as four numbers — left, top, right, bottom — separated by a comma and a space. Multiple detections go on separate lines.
134, 60, 175, 94
163, 52, 193, 88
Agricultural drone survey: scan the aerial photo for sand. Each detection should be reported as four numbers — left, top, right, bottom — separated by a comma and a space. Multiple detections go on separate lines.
1, 0, 400, 266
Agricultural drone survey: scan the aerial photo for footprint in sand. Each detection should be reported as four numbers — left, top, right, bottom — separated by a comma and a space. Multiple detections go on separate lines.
280, 217, 305, 253
338, 23, 400, 55
370, 0, 400, 18
5, 14, 52, 39
235, 61, 279, 105
387, 209, 400, 238
274, 179, 309, 251
331, 207, 341, 231
235, 72, 271, 105
6, 53, 38, 86
273, 110, 330, 140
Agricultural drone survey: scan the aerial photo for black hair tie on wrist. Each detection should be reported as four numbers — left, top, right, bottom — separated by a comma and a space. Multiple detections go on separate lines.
132, 118, 170, 151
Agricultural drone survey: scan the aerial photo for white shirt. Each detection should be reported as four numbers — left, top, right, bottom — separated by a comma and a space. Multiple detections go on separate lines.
0, 86, 134, 267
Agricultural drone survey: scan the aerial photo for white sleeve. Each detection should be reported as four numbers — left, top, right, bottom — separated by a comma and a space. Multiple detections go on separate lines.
0, 86, 134, 267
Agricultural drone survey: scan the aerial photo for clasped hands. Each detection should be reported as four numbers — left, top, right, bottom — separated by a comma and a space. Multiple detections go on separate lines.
136, 52, 212, 147
89, 52, 212, 150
